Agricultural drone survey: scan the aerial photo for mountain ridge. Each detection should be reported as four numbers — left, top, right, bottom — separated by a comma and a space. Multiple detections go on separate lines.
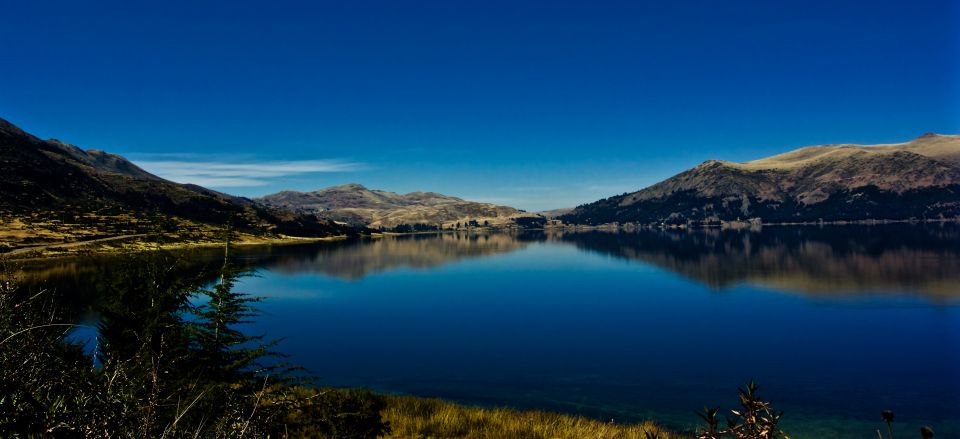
262, 184, 466, 211
0, 117, 356, 252
561, 134, 960, 225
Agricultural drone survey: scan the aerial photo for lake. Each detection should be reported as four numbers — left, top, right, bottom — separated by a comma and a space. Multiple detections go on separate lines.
16, 224, 960, 438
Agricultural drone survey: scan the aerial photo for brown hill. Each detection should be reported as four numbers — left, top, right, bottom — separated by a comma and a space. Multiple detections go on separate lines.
0, 117, 354, 252
562, 134, 960, 225
259, 184, 537, 229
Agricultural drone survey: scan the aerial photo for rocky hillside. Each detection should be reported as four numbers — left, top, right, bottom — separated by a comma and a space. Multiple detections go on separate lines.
259, 184, 539, 229
0, 117, 354, 251
561, 134, 960, 225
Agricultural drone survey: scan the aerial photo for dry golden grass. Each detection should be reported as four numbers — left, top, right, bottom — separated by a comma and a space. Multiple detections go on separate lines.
735, 133, 960, 171
380, 395, 689, 439
0, 211, 346, 259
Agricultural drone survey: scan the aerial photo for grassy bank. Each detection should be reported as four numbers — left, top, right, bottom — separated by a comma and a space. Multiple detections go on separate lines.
0, 233, 349, 259
0, 212, 354, 259
0, 210, 361, 259
277, 386, 688, 438
379, 394, 686, 439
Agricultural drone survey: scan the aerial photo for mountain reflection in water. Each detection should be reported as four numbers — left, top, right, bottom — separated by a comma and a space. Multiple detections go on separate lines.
548, 224, 960, 299
262, 233, 528, 280
255, 224, 960, 300
16, 224, 960, 303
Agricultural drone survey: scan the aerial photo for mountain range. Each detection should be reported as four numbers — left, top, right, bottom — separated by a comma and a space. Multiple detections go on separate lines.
3, 114, 959, 254
0, 117, 540, 253
561, 134, 960, 225
258, 184, 538, 229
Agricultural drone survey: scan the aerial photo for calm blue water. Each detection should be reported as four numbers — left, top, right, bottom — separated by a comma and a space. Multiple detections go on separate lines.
24, 225, 960, 437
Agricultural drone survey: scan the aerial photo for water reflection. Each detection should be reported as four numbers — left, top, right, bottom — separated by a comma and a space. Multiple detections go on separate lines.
250, 224, 960, 300
259, 233, 528, 279
548, 224, 960, 300
14, 224, 960, 303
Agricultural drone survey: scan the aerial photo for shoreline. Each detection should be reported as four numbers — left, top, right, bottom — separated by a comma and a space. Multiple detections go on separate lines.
4, 218, 958, 260
297, 387, 689, 439
542, 217, 960, 231
0, 233, 352, 261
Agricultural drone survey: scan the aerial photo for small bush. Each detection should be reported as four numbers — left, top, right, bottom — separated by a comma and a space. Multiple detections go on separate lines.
697, 381, 789, 439
281, 388, 390, 438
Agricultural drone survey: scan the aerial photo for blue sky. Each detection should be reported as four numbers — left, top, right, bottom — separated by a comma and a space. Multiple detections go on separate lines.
1, 0, 957, 211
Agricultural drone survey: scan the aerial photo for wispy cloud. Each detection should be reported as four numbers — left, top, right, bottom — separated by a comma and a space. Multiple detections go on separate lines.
133, 158, 367, 188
